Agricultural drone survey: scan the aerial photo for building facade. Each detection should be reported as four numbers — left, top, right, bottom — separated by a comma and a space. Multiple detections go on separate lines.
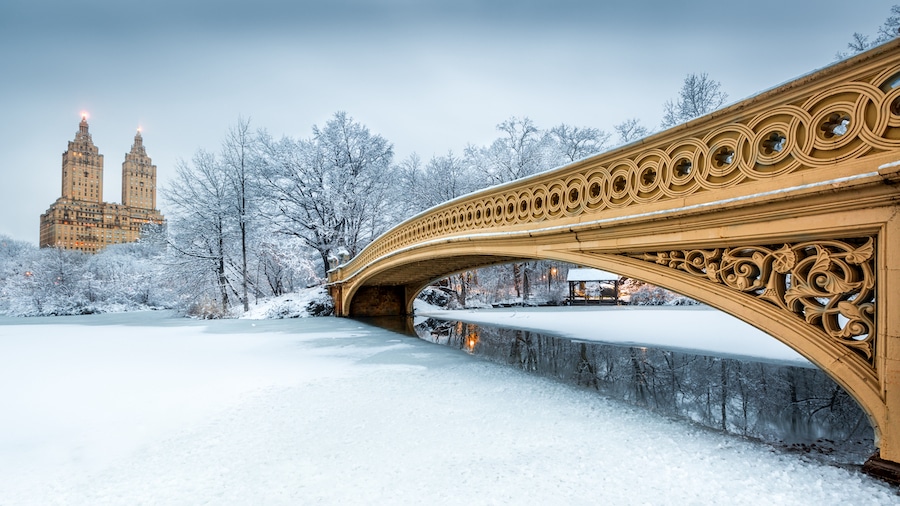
39, 115, 166, 252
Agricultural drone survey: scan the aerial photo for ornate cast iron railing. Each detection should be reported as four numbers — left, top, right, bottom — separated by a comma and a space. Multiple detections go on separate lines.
334, 42, 900, 283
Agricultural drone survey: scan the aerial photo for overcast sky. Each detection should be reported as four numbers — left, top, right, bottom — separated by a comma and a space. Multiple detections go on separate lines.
1, 0, 895, 245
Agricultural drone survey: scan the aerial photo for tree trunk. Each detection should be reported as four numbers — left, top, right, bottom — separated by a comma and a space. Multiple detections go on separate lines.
241, 209, 249, 312
218, 225, 229, 314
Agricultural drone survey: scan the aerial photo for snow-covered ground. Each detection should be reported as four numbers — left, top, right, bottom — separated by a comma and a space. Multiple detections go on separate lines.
416, 303, 811, 366
0, 311, 895, 504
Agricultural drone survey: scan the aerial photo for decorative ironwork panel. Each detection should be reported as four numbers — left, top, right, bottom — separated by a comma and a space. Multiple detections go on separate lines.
629, 238, 877, 366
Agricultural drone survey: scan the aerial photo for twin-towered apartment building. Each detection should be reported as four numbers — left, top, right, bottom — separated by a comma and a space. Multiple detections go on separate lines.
39, 115, 166, 253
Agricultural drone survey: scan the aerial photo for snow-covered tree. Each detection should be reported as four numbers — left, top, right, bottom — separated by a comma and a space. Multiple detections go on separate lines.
165, 149, 236, 314
393, 153, 425, 217
467, 116, 554, 186
251, 233, 320, 298
0, 235, 35, 282
3, 247, 88, 316
220, 118, 260, 312
0, 236, 38, 314
399, 150, 481, 213
0, 232, 176, 316
661, 73, 728, 129
257, 111, 395, 276
548, 123, 611, 162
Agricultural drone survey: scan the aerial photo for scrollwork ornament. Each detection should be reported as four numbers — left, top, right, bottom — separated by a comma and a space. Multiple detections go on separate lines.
630, 237, 877, 365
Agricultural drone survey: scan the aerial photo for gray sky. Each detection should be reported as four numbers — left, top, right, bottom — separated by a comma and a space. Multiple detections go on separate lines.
1, 0, 895, 245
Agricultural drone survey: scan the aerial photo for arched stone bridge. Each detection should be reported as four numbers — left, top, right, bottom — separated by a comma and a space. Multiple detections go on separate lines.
328, 41, 900, 475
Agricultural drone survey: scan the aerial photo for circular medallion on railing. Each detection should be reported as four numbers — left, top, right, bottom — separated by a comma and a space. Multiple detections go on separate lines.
515, 190, 531, 221
465, 203, 475, 227
816, 110, 852, 141
545, 181, 565, 218
606, 161, 632, 208
699, 124, 755, 189
712, 144, 736, 168
584, 169, 608, 211
563, 175, 587, 216
634, 149, 673, 199
665, 145, 702, 197
744, 105, 807, 177
700, 142, 740, 189
673, 156, 693, 177
504, 193, 518, 224
492, 196, 505, 225
753, 128, 792, 173
473, 201, 485, 227
633, 151, 664, 204
432, 217, 440, 236
530, 184, 548, 220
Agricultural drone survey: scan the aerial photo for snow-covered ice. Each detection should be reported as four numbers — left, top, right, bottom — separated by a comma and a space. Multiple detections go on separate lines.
0, 311, 895, 504
417, 304, 811, 366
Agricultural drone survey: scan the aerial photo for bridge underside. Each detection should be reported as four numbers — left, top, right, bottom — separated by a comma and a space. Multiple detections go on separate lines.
339, 255, 520, 316
328, 41, 900, 475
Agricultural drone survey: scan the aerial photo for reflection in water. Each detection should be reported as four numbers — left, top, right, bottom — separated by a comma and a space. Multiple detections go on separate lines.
414, 317, 874, 465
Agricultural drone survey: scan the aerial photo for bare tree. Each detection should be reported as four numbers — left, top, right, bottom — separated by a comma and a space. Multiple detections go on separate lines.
836, 5, 900, 59
661, 73, 728, 129
614, 118, 650, 145
877, 5, 900, 42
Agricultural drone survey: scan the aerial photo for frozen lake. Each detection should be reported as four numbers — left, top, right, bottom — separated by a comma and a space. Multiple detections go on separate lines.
0, 311, 895, 504
416, 304, 810, 365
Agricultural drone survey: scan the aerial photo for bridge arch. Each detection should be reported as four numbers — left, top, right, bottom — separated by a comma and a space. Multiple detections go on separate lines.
335, 240, 885, 449
328, 41, 900, 476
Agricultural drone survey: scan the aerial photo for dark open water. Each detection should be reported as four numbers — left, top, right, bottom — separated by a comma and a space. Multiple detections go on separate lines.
402, 316, 875, 467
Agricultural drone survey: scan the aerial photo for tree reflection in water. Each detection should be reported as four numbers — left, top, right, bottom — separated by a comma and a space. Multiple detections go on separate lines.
414, 317, 874, 465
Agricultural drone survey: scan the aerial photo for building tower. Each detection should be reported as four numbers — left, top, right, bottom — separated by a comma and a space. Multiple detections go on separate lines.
40, 115, 165, 253
121, 129, 157, 210
61, 114, 104, 203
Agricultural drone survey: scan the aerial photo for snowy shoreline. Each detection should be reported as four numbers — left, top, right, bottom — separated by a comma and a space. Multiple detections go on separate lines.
0, 312, 893, 503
